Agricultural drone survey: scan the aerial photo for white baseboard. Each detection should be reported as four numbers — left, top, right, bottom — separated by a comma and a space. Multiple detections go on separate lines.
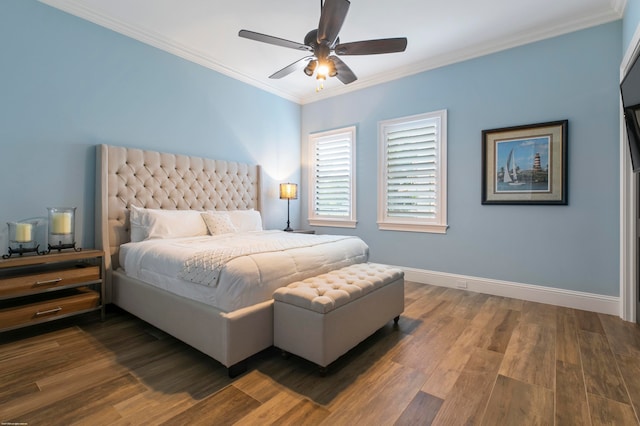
400, 266, 620, 317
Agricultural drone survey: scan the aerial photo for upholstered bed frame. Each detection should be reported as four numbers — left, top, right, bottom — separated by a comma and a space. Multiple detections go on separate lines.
95, 144, 268, 376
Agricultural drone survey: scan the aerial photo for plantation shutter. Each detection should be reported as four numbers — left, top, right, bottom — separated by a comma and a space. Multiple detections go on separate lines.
384, 117, 439, 219
314, 132, 352, 217
378, 110, 447, 233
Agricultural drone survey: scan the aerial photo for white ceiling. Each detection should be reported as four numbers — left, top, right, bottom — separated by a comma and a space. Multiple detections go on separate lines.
40, 0, 624, 104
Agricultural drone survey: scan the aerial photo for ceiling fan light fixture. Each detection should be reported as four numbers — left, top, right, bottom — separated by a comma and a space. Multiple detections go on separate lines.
327, 59, 337, 77
304, 60, 317, 76
316, 63, 329, 78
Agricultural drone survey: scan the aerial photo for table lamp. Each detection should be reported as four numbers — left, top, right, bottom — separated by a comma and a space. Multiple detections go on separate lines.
279, 183, 298, 232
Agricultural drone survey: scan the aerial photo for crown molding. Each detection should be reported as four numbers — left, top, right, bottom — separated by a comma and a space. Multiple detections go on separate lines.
38, 0, 302, 103
611, 0, 628, 16
40, 0, 623, 106
301, 6, 623, 104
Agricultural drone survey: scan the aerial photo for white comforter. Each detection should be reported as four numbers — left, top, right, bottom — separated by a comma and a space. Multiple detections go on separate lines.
119, 230, 369, 312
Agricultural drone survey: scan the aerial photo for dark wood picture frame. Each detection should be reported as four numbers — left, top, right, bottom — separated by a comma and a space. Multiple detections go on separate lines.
481, 120, 568, 205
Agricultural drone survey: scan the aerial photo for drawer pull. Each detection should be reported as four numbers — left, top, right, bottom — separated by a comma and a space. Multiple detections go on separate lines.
34, 278, 63, 286
35, 307, 62, 316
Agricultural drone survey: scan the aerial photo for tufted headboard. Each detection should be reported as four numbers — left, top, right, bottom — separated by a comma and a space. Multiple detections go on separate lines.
95, 144, 261, 280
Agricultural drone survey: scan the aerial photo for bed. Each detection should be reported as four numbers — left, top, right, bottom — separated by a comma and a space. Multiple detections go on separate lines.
95, 144, 368, 376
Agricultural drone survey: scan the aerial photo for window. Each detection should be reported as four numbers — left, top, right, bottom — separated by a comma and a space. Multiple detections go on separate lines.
308, 126, 356, 228
378, 110, 448, 233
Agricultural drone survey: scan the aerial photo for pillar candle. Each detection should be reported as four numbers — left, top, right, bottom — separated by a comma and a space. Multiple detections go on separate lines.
15, 223, 33, 243
51, 212, 72, 234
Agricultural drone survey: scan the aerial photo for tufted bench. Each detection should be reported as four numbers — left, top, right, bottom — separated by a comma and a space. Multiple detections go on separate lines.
273, 263, 404, 369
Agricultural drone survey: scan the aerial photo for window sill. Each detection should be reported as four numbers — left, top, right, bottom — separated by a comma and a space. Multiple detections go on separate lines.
377, 222, 448, 234
308, 219, 357, 228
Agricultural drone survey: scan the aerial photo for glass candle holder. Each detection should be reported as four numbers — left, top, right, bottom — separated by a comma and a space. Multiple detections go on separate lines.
47, 207, 79, 252
4, 221, 39, 258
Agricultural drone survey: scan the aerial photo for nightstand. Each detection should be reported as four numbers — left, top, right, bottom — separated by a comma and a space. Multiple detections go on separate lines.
292, 230, 315, 234
0, 249, 104, 332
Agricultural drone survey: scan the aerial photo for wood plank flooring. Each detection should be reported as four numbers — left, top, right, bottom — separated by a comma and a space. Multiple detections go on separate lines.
2, 281, 640, 425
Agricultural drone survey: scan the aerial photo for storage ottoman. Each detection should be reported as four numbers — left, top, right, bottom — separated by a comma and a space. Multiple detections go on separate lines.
273, 262, 404, 369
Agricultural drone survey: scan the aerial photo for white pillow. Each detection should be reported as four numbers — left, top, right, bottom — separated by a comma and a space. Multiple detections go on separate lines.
129, 205, 147, 242
129, 205, 209, 242
201, 211, 238, 235
227, 210, 263, 232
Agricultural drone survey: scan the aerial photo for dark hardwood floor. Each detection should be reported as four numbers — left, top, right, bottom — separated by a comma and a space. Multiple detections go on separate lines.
2, 281, 640, 425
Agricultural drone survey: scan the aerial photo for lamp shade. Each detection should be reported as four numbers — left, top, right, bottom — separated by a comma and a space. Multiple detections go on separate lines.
279, 183, 298, 200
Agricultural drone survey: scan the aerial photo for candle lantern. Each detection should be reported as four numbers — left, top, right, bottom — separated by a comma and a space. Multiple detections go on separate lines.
4, 221, 41, 258
47, 207, 80, 253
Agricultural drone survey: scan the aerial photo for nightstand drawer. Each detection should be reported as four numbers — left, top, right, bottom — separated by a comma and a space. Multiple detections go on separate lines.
0, 287, 100, 330
0, 266, 101, 299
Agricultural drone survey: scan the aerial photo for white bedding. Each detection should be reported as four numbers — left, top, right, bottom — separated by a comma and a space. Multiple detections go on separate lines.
119, 230, 369, 312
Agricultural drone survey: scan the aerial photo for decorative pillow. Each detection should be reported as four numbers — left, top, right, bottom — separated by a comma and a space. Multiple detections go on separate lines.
201, 211, 238, 235
129, 205, 209, 242
227, 209, 263, 232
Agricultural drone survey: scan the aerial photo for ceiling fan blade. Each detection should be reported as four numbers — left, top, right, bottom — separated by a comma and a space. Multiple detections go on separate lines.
269, 56, 315, 79
239, 29, 312, 52
330, 56, 357, 84
317, 0, 350, 46
335, 38, 408, 55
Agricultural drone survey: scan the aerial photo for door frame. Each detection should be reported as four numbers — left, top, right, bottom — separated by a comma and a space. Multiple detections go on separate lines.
620, 25, 640, 322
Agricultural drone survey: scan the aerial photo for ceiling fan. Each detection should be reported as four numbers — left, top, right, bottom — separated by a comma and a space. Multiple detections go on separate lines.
238, 0, 407, 90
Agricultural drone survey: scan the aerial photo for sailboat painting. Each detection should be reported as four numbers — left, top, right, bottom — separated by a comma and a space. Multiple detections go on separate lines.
482, 119, 567, 205
495, 136, 550, 193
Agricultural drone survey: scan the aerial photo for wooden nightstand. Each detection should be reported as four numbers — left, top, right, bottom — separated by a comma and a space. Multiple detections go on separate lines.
292, 230, 315, 234
0, 249, 104, 332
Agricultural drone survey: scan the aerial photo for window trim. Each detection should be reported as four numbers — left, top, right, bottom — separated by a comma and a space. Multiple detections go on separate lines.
308, 126, 357, 228
377, 110, 448, 234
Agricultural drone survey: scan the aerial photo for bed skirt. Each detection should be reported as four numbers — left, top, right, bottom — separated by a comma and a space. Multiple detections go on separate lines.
111, 270, 273, 371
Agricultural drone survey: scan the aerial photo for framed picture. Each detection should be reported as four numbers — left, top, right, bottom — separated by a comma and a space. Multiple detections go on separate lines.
481, 120, 568, 205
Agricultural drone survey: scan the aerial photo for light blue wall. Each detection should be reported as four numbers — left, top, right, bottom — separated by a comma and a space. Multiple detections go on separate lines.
0, 0, 301, 249
0, 1, 623, 298
623, 0, 640, 53
302, 22, 622, 296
